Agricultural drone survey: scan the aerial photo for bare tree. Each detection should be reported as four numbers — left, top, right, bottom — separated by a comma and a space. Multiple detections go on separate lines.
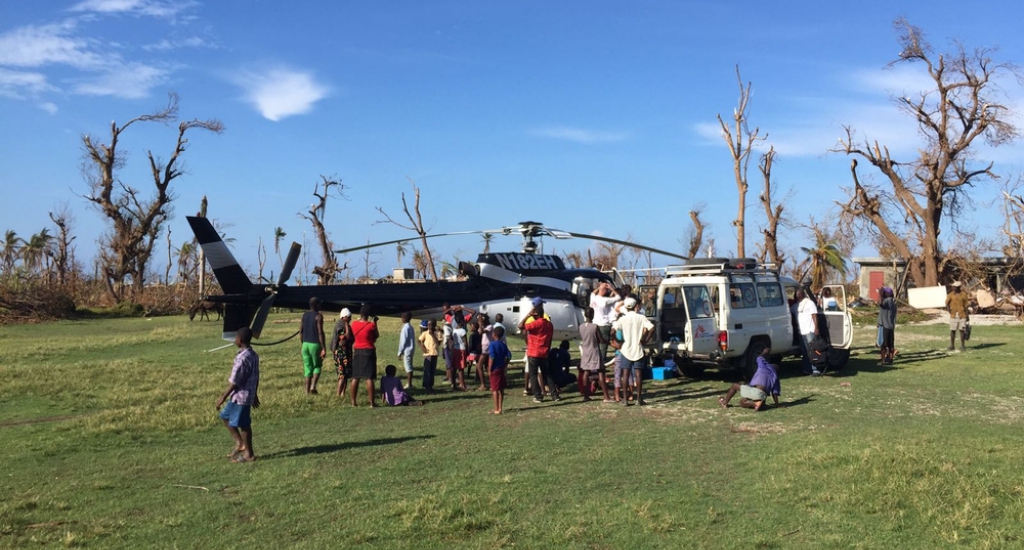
164, 226, 173, 286
834, 18, 1019, 287
563, 250, 585, 269
718, 66, 766, 258
376, 179, 439, 280
1002, 184, 1024, 258
361, 240, 380, 280
256, 237, 267, 283
757, 147, 786, 266
48, 205, 76, 287
680, 203, 707, 259
299, 175, 348, 285
197, 195, 207, 296
83, 92, 223, 302
592, 242, 625, 271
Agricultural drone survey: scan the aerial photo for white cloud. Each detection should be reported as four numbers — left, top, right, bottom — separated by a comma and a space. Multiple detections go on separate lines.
850, 64, 937, 97
532, 126, 631, 144
0, 21, 104, 69
0, 18, 175, 100
233, 68, 329, 121
38, 102, 58, 114
74, 62, 169, 99
70, 0, 195, 19
142, 36, 213, 52
693, 121, 723, 144
0, 68, 57, 99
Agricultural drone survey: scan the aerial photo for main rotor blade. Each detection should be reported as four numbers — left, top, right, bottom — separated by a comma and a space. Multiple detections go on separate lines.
540, 227, 573, 239
564, 231, 689, 261
251, 294, 275, 339
334, 231, 481, 255
278, 242, 301, 285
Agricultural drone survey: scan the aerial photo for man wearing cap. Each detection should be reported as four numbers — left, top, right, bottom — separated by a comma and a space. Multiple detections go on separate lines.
611, 297, 654, 406
519, 297, 557, 403
945, 281, 970, 351
331, 308, 353, 397
300, 297, 326, 394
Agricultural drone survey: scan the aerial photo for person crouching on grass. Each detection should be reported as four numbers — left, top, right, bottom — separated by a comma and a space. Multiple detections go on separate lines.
381, 365, 423, 406
216, 327, 260, 463
719, 346, 781, 411
488, 325, 512, 414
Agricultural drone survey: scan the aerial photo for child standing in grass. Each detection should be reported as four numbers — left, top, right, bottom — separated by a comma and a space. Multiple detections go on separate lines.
488, 326, 512, 414
216, 326, 260, 463
719, 346, 780, 411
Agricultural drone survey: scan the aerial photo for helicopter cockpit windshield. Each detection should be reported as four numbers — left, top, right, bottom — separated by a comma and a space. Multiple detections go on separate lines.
572, 277, 595, 308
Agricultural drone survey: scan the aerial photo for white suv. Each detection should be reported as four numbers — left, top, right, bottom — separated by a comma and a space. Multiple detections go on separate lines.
639, 258, 852, 377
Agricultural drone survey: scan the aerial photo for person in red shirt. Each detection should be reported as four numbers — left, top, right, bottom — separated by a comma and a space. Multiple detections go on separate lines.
348, 304, 380, 407
518, 297, 557, 403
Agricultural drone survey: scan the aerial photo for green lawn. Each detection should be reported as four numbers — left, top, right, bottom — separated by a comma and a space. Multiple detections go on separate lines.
1, 315, 1022, 548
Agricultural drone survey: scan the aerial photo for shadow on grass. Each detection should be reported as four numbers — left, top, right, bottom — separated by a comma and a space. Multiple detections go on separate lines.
644, 385, 723, 403
964, 342, 1005, 351
420, 391, 491, 404
262, 435, 436, 459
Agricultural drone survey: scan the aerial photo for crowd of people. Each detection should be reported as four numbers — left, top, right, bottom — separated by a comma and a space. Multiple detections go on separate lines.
214, 280, 975, 462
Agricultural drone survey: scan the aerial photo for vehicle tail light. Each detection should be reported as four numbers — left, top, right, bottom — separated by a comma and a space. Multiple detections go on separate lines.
718, 330, 728, 351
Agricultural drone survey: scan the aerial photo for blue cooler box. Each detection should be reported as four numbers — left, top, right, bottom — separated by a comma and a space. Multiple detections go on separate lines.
651, 366, 675, 380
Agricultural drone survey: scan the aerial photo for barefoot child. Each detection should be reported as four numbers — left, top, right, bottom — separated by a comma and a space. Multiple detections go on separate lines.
719, 346, 780, 411
381, 365, 423, 406
216, 327, 260, 462
488, 326, 512, 414
578, 307, 611, 402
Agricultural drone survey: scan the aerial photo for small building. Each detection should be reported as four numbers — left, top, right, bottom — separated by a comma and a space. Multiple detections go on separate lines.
854, 256, 1024, 302
852, 257, 907, 302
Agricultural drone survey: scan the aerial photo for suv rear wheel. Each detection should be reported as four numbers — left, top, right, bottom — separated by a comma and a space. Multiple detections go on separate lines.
742, 338, 771, 381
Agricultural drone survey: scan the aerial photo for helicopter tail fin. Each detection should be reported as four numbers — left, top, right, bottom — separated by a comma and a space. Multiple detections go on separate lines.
186, 216, 252, 295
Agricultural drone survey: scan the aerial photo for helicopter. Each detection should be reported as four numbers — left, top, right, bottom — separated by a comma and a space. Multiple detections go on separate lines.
187, 216, 689, 342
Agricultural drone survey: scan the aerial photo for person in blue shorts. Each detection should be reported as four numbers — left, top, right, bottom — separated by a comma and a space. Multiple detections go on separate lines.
216, 327, 260, 463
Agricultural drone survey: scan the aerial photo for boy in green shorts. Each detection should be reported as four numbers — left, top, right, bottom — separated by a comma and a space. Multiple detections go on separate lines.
300, 297, 326, 394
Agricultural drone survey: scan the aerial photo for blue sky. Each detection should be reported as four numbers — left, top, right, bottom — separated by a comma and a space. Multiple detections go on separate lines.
2, 0, 1023, 280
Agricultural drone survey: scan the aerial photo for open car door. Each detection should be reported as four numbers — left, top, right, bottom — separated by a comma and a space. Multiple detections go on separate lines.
821, 284, 853, 350
681, 285, 719, 355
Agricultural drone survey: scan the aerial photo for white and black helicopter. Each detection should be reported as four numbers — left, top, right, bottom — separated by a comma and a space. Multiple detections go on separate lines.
187, 217, 688, 342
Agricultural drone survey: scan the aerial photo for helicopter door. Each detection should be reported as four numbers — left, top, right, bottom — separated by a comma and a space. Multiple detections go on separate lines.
681, 285, 719, 355
821, 284, 853, 350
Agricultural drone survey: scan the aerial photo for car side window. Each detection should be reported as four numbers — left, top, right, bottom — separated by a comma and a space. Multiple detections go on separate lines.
729, 283, 757, 309
757, 282, 784, 307
683, 286, 714, 319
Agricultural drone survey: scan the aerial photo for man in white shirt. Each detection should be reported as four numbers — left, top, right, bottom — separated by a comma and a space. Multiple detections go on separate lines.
795, 289, 821, 375
589, 282, 620, 364
611, 297, 654, 406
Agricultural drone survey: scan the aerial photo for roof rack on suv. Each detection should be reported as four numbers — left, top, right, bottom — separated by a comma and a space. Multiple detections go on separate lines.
664, 258, 777, 277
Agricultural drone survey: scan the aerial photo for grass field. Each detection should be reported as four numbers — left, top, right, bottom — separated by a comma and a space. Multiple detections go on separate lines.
2, 314, 1023, 549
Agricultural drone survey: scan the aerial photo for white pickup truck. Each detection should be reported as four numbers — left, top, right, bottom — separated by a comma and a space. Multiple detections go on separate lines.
638, 258, 853, 378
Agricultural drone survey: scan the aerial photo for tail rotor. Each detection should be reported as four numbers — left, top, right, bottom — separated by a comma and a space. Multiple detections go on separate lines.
251, 242, 301, 338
